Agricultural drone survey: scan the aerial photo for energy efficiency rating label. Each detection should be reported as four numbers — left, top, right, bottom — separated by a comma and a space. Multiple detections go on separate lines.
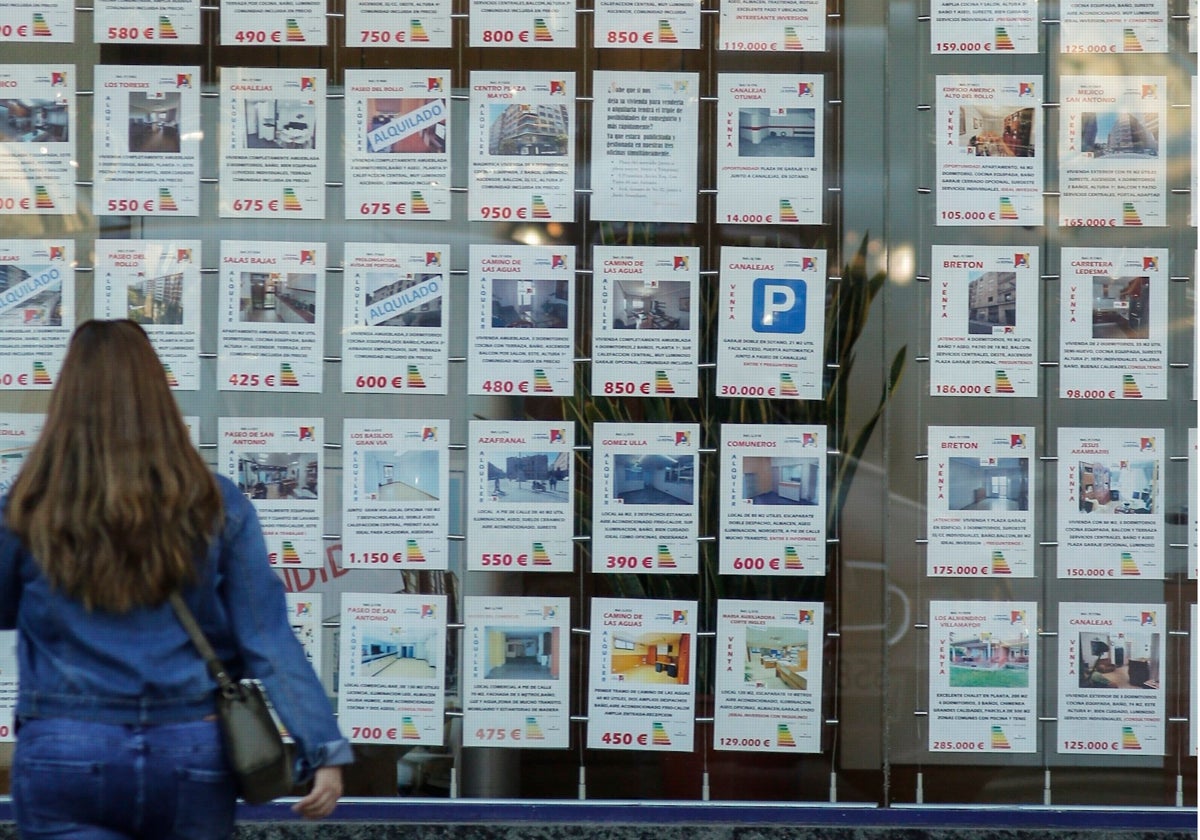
930, 0, 1037, 54
285, 592, 324, 682
467, 421, 574, 573
0, 240, 74, 389
717, 74, 824, 225
95, 0, 199, 42
338, 593, 446, 746
929, 245, 1038, 398
342, 243, 449, 394
715, 600, 825, 753
343, 419, 449, 571
463, 596, 571, 749
93, 240, 202, 390
468, 245, 575, 397
927, 426, 1036, 578
592, 422, 699, 575
218, 241, 324, 392
0, 414, 44, 495
594, 0, 698, 48
716, 247, 826, 401
1057, 427, 1165, 579
0, 65, 76, 216
720, 0, 824, 52
221, 0, 325, 45
587, 598, 698, 752
1059, 248, 1167, 400
935, 75, 1043, 226
0, 0, 72, 41
591, 246, 700, 399
346, 0, 450, 47
344, 70, 450, 220
219, 417, 323, 568
928, 601, 1037, 753
719, 424, 827, 577
469, 71, 576, 222
1058, 76, 1167, 227
469, 0, 574, 47
1061, 0, 1167, 53
1057, 601, 1166, 755
219, 68, 325, 219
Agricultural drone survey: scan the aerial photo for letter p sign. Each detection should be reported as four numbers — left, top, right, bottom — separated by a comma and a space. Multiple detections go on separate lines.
751, 278, 806, 334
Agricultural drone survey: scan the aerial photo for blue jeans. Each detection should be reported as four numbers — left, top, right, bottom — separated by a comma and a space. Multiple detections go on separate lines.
13, 717, 237, 839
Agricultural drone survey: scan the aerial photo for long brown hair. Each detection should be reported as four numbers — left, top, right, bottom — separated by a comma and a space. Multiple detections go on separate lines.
6, 319, 222, 611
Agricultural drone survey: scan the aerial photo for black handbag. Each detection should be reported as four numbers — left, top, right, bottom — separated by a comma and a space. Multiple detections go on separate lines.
169, 593, 295, 804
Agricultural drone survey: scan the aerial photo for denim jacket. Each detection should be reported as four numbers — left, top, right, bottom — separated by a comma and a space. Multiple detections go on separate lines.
0, 474, 352, 782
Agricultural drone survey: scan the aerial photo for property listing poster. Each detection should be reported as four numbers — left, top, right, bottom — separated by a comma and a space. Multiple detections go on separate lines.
463, 596, 571, 749
0, 240, 74, 389
469, 72, 576, 222
0, 0, 72, 41
469, 0, 574, 47
0, 65, 75, 216
342, 419, 449, 571
719, 424, 827, 577
590, 71, 700, 223
338, 593, 446, 746
220, 0, 325, 45
467, 245, 575, 397
935, 75, 1043, 226
93, 240, 202, 390
0, 631, 15, 742
587, 598, 698, 752
720, 0, 824, 51
342, 242, 449, 394
593, 0, 698, 48
930, 0, 1038, 54
1058, 602, 1166, 755
928, 601, 1037, 753
1057, 427, 1165, 579
345, 0, 450, 47
927, 426, 1036, 578
0, 414, 45, 495
929, 245, 1039, 398
467, 421, 574, 573
95, 0, 200, 43
285, 592, 323, 676
1059, 248, 1167, 400
1190, 428, 1197, 580
1058, 76, 1167, 227
94, 67, 200, 217
219, 68, 326, 219
218, 417, 324, 568
716, 247, 826, 401
1060, 0, 1168, 53
716, 74, 824, 225
715, 600, 824, 753
592, 422, 700, 575
591, 246, 700, 399
344, 70, 451, 221
218, 241, 325, 392
1192, 604, 1198, 756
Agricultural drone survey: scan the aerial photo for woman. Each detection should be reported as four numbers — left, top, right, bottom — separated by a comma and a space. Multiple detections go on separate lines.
0, 320, 351, 838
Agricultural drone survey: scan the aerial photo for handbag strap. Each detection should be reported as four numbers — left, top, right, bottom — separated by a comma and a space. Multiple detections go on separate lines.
168, 592, 239, 698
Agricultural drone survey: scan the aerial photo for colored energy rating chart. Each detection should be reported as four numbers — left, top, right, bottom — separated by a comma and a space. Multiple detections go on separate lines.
342, 419, 450, 571
930, 0, 1037, 54
926, 426, 1036, 578
345, 0, 450, 47
715, 600, 825, 753
0, 240, 74, 390
468, 0, 574, 47
1056, 428, 1165, 579
719, 424, 828, 577
720, 0, 825, 51
1060, 0, 1168, 53
0, 65, 76, 216
95, 0, 199, 42
93, 240, 202, 390
218, 417, 324, 568
928, 601, 1038, 753
929, 245, 1039, 398
1057, 602, 1166, 755
587, 598, 698, 752
338, 593, 447, 745
342, 243, 450, 394
0, 0, 73, 41
463, 596, 571, 748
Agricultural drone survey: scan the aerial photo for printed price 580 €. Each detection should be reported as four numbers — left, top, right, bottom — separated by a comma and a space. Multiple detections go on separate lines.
600, 731, 647, 746
347, 551, 404, 564
352, 726, 398, 740
480, 553, 528, 567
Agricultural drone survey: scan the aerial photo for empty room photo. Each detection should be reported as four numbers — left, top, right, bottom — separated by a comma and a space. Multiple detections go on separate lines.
362, 449, 438, 501
609, 632, 690, 685
742, 625, 810, 690
947, 457, 1029, 512
740, 456, 820, 505
612, 453, 693, 504
360, 627, 440, 679
482, 626, 560, 679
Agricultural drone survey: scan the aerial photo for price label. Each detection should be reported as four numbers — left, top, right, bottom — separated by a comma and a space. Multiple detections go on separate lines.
724, 213, 774, 223
227, 372, 278, 387
347, 551, 404, 564
351, 725, 398, 740
233, 29, 282, 42
719, 385, 777, 396
718, 736, 771, 747
480, 379, 530, 394
0, 198, 31, 211
731, 556, 780, 571
605, 555, 652, 569
480, 552, 528, 566
1063, 389, 1116, 399
600, 731, 648, 746
0, 373, 29, 386
600, 380, 651, 395
479, 205, 528, 220
930, 565, 989, 576
480, 29, 529, 42
230, 198, 280, 212
1064, 568, 1115, 577
933, 384, 992, 395
1063, 44, 1115, 53
940, 210, 996, 221
721, 40, 776, 50
932, 740, 985, 750
358, 202, 408, 216
605, 30, 654, 44
354, 374, 405, 389
0, 24, 30, 36
1063, 218, 1117, 227
358, 29, 406, 43
1062, 739, 1120, 750
106, 198, 155, 213
474, 727, 522, 741
935, 41, 991, 52
106, 25, 156, 39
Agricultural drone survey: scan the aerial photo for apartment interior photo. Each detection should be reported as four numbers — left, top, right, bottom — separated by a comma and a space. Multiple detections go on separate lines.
359, 628, 440, 679
611, 280, 689, 330
743, 626, 809, 690
0, 98, 69, 142
1092, 276, 1149, 339
238, 453, 319, 499
612, 454, 693, 504
243, 98, 317, 149
610, 633, 690, 685
1078, 631, 1161, 689
741, 456, 820, 505
483, 627, 560, 679
947, 457, 1029, 512
363, 450, 438, 501
1078, 459, 1157, 514
128, 91, 180, 153
490, 279, 569, 328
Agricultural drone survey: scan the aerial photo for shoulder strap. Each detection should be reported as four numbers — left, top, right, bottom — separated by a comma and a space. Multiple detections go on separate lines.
169, 592, 237, 695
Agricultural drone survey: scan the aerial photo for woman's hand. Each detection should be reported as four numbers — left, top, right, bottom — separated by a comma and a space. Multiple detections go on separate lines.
292, 766, 343, 820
